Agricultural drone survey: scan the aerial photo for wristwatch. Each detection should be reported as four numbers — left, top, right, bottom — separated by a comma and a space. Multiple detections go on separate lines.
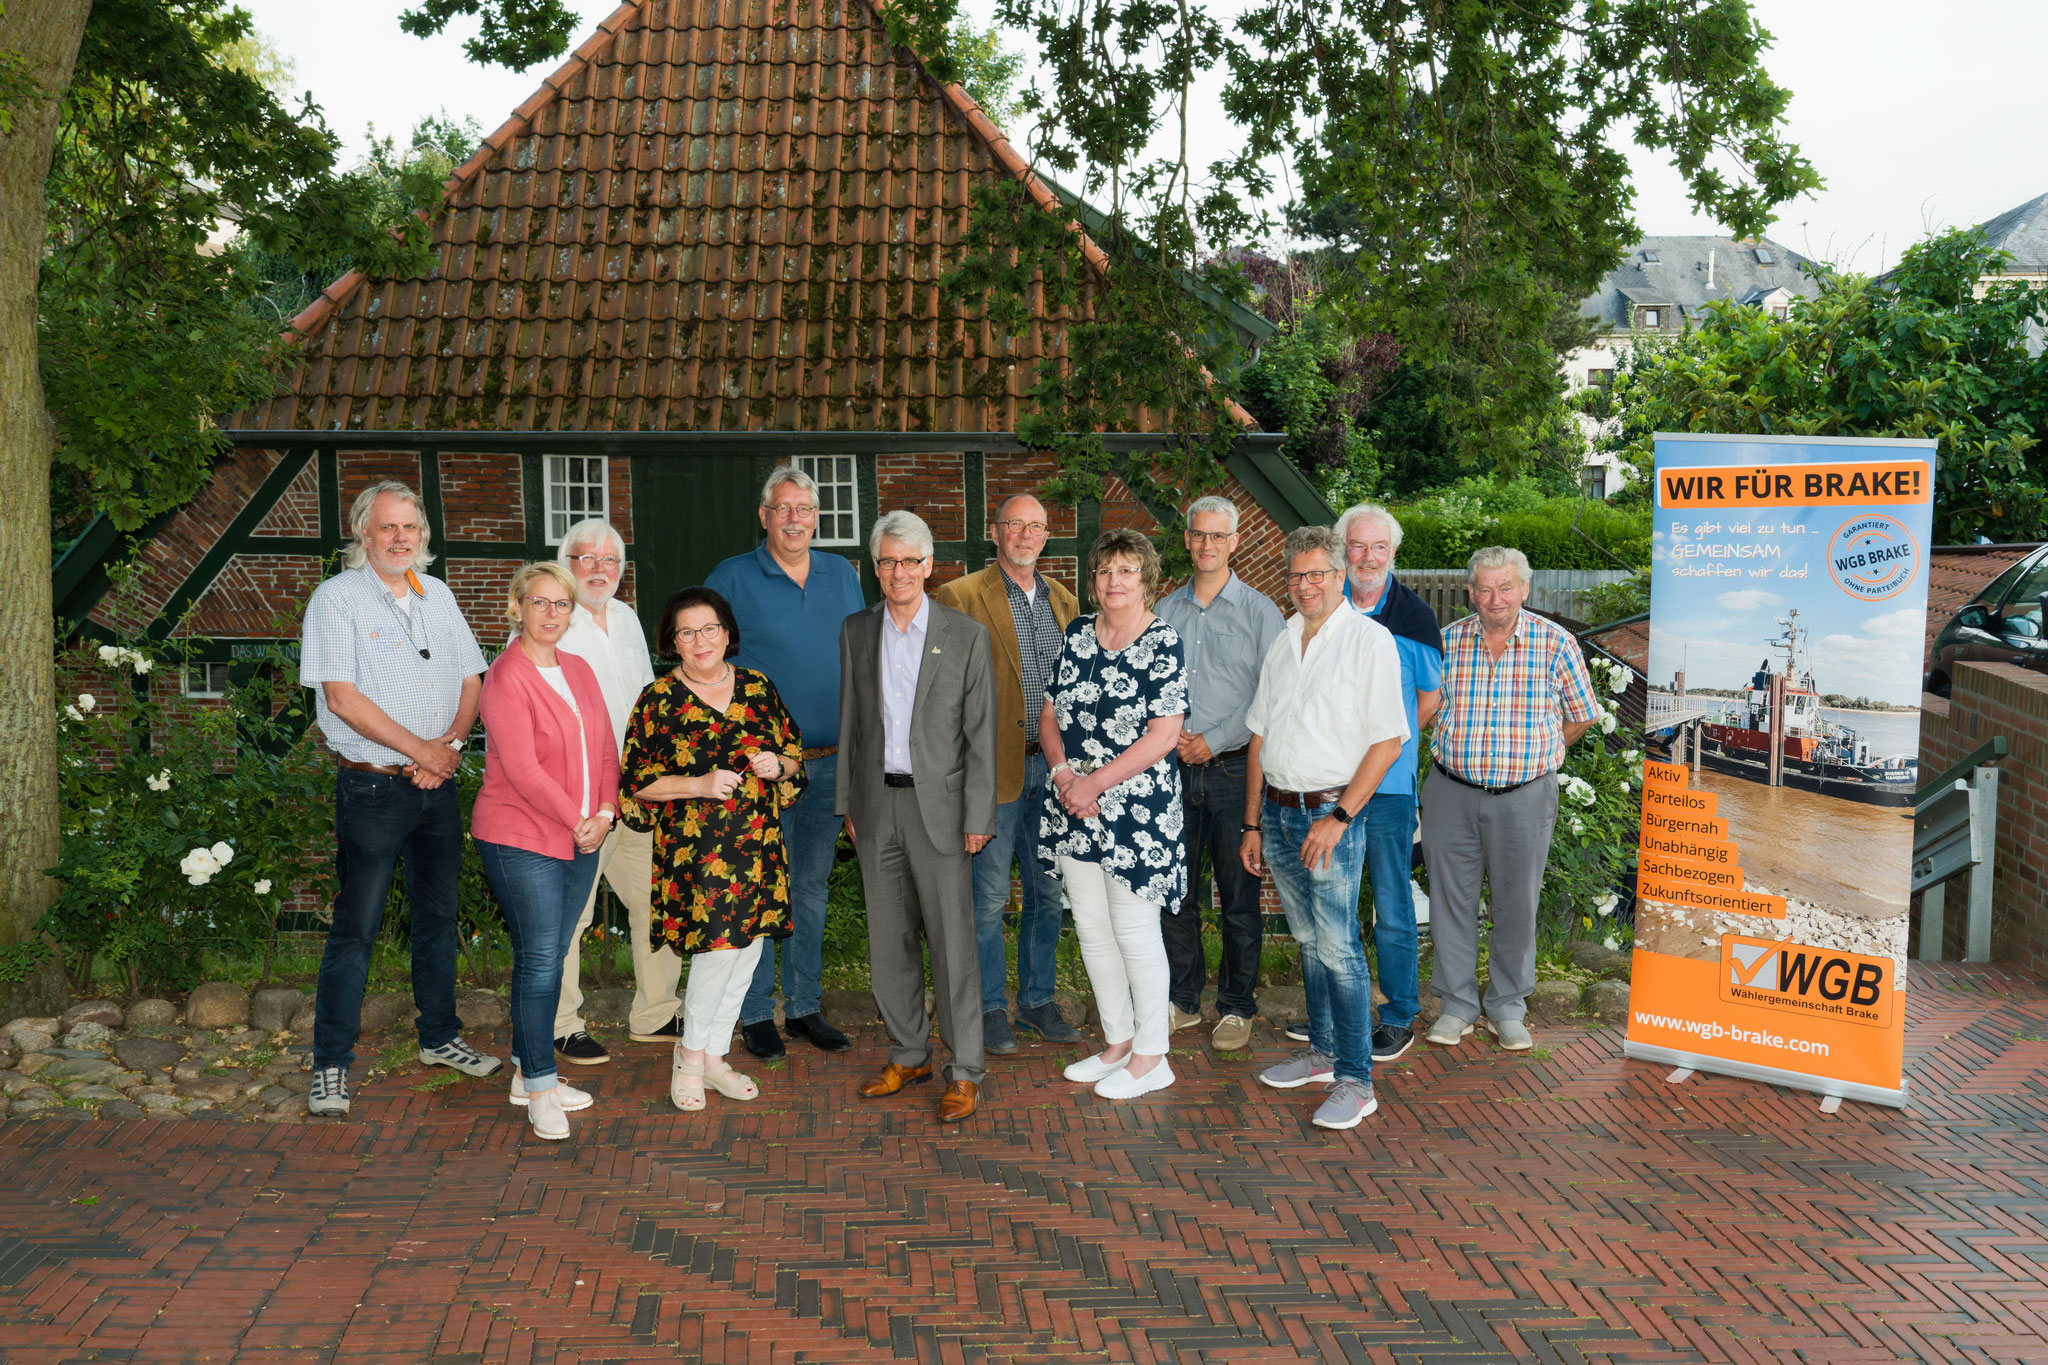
1240, 822, 1261, 834
1329, 804, 1355, 824
1050, 760, 1073, 779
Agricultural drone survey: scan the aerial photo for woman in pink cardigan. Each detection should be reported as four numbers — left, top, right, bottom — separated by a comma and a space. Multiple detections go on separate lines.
474, 561, 622, 1141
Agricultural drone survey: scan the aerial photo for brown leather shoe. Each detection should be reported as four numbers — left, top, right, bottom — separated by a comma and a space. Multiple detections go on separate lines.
938, 1080, 979, 1122
859, 1062, 932, 1097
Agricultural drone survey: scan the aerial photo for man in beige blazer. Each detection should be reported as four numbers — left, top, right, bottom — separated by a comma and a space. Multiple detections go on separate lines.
933, 493, 1082, 1052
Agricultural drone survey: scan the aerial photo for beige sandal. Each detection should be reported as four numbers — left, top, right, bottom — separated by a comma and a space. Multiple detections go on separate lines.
702, 1060, 758, 1101
670, 1045, 706, 1112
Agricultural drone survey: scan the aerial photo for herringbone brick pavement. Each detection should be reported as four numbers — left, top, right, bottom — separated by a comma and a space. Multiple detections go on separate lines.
5, 962, 2048, 1363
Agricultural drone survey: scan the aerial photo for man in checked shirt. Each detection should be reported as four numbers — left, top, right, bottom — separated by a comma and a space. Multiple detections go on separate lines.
1422, 546, 1601, 1052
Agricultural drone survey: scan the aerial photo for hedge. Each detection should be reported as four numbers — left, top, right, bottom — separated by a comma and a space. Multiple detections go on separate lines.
1392, 501, 1651, 570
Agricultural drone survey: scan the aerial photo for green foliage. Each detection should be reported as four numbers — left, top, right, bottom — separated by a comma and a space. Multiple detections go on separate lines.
41, 0, 442, 536
43, 633, 334, 994
1389, 477, 1652, 570
1590, 229, 2048, 543
1582, 570, 1652, 625
942, 14, 1024, 125
397, 0, 579, 72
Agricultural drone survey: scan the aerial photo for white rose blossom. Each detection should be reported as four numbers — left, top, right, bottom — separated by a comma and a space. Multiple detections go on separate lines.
179, 848, 220, 886
210, 841, 235, 865
132, 656, 153, 675
63, 705, 82, 722
253, 879, 273, 896
77, 693, 96, 712
146, 770, 172, 792
1602, 936, 1619, 951
1600, 711, 1618, 734
1595, 892, 1619, 917
97, 645, 122, 665
1606, 663, 1633, 695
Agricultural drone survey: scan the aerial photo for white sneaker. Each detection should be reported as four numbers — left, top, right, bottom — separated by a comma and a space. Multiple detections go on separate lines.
1486, 1017, 1533, 1051
1095, 1060, 1174, 1099
1426, 1013, 1475, 1046
509, 1066, 591, 1110
526, 1086, 573, 1140
1063, 1051, 1131, 1084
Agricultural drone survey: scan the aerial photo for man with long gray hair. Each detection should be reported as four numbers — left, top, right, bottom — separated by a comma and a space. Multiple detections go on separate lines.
299, 480, 499, 1117
1423, 546, 1600, 1053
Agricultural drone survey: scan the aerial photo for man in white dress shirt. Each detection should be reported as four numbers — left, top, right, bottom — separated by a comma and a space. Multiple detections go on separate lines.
1240, 525, 1409, 1130
546, 518, 677, 1064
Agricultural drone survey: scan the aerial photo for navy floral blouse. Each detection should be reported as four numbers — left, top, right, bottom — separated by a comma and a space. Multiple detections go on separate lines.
1038, 615, 1190, 908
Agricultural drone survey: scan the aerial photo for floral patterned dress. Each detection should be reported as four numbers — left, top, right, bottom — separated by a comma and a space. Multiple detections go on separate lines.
618, 668, 807, 955
1038, 614, 1190, 908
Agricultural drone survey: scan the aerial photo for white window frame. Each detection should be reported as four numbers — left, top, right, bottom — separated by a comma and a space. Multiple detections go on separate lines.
1583, 465, 1608, 500
183, 661, 232, 699
544, 455, 609, 544
1640, 308, 1660, 329
793, 454, 860, 548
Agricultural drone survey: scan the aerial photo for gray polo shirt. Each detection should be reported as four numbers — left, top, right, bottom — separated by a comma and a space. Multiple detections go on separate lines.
300, 565, 487, 765
1155, 572, 1285, 757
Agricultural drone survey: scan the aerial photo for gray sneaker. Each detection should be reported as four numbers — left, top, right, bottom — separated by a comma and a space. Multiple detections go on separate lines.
420, 1037, 503, 1077
1257, 1048, 1335, 1090
307, 1065, 350, 1116
1312, 1079, 1378, 1130
1425, 1013, 1475, 1046
1014, 1000, 1080, 1043
1486, 1017, 1533, 1051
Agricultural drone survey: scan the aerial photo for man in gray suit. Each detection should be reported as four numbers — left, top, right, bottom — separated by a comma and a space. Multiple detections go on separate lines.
837, 510, 998, 1121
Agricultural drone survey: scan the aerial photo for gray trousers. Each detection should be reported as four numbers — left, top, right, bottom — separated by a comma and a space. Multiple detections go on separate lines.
1419, 770, 1559, 1024
858, 784, 985, 1084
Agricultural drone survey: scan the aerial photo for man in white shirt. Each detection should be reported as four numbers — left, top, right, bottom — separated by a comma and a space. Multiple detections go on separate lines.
547, 518, 678, 1063
1240, 525, 1409, 1130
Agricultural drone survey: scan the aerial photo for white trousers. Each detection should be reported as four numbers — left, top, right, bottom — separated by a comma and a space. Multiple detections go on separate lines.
1059, 856, 1170, 1056
679, 937, 765, 1055
554, 823, 684, 1037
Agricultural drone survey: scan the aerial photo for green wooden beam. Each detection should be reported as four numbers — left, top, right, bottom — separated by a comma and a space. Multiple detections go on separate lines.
143, 449, 319, 641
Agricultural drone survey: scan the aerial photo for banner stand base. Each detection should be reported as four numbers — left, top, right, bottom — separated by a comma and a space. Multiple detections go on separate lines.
1623, 1041, 1908, 1110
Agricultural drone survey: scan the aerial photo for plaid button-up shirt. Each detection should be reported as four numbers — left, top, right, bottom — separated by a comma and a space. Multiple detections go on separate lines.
1003, 569, 1065, 743
1432, 609, 1600, 788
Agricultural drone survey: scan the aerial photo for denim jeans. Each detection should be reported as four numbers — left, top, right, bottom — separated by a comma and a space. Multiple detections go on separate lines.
1262, 793, 1374, 1085
1360, 792, 1420, 1030
1162, 750, 1263, 1019
313, 770, 464, 1071
476, 839, 599, 1089
970, 751, 1066, 1013
742, 753, 837, 1026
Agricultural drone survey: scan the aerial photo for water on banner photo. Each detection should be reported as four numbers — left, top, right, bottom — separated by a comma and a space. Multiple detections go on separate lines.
1624, 433, 1935, 1107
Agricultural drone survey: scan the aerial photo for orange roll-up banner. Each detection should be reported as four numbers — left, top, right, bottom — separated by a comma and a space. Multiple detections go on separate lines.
1625, 434, 1935, 1107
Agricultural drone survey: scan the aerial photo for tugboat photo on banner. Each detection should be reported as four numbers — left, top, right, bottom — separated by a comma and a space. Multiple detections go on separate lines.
1691, 610, 1918, 807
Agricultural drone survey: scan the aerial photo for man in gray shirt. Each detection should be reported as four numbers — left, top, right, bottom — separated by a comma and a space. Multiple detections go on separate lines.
1155, 495, 1286, 1052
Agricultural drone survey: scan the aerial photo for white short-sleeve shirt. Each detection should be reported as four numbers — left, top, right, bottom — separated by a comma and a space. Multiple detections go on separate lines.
299, 566, 487, 765
1245, 603, 1411, 792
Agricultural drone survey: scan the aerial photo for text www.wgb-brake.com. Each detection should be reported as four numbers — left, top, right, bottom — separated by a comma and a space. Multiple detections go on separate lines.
1634, 1012, 1830, 1056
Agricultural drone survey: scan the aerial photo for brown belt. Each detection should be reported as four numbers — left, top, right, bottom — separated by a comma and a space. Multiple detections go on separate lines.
337, 756, 407, 776
1264, 783, 1347, 810
800, 745, 837, 761
1025, 740, 1043, 758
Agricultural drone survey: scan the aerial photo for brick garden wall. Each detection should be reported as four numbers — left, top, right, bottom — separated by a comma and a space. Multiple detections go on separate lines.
1915, 662, 2048, 972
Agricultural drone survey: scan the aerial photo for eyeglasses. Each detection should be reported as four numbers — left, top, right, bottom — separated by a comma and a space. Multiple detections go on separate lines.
524, 596, 574, 614
673, 623, 726, 644
766, 502, 818, 520
996, 518, 1049, 537
568, 554, 621, 571
875, 556, 929, 573
1286, 569, 1338, 586
1093, 564, 1141, 581
1187, 530, 1234, 545
1345, 541, 1390, 556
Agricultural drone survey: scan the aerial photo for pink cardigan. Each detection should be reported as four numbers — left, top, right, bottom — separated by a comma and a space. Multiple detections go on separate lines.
472, 645, 622, 858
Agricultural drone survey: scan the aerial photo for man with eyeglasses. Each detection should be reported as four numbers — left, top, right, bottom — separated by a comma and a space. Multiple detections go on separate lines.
934, 492, 1083, 1051
1239, 526, 1409, 1129
1154, 495, 1284, 1053
539, 518, 671, 1067
705, 465, 868, 1059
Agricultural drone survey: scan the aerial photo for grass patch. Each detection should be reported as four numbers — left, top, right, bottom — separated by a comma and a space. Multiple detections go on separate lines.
374, 1042, 414, 1074
410, 1070, 460, 1093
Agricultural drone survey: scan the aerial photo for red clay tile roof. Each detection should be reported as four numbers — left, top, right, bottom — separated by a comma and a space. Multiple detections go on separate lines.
238, 0, 1248, 435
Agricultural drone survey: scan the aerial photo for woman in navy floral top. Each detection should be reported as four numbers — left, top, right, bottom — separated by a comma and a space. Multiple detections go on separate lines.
1039, 529, 1189, 1100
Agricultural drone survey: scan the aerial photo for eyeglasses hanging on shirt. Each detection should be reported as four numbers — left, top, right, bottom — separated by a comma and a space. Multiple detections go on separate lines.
387, 569, 432, 659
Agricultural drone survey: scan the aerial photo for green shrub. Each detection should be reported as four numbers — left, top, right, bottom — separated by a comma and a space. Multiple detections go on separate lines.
1391, 479, 1651, 569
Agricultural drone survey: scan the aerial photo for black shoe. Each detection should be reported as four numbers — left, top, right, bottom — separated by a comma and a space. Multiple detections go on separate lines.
741, 1019, 786, 1059
553, 1030, 610, 1065
785, 1013, 851, 1052
983, 1009, 1018, 1055
629, 1017, 682, 1044
1283, 1019, 1310, 1043
1014, 1000, 1080, 1043
1371, 1024, 1415, 1062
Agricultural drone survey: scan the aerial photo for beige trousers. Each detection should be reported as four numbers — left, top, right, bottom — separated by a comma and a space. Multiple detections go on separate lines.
552, 823, 684, 1038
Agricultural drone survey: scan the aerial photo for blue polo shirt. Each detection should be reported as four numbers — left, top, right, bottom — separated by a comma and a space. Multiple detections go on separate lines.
704, 544, 867, 749
1344, 574, 1444, 796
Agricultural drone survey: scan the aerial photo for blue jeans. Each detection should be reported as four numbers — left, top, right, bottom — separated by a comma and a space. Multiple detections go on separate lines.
742, 753, 836, 1026
1163, 750, 1262, 1018
1262, 794, 1373, 1085
313, 770, 464, 1071
476, 839, 599, 1089
970, 752, 1065, 1013
1361, 792, 1420, 1030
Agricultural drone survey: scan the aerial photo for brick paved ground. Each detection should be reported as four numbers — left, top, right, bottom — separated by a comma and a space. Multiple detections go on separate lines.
4, 962, 2048, 1364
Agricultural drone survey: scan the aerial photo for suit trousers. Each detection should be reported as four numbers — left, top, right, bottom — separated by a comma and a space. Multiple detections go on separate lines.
553, 823, 684, 1038
1419, 770, 1559, 1025
858, 783, 985, 1084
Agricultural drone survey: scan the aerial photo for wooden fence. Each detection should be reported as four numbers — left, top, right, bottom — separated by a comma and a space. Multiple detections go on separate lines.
1400, 568, 1638, 628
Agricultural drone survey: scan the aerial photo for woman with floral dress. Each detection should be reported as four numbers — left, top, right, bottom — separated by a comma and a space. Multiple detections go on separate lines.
1038, 528, 1189, 1100
618, 586, 807, 1111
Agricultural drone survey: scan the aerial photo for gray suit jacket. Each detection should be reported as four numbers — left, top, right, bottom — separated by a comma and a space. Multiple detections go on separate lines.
836, 598, 998, 851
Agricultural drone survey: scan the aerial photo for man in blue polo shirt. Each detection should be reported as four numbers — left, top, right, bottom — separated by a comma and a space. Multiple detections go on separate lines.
1329, 501, 1443, 1062
705, 465, 868, 1060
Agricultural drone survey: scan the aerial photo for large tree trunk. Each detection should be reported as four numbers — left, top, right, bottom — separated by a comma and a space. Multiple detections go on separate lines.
0, 0, 93, 1018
